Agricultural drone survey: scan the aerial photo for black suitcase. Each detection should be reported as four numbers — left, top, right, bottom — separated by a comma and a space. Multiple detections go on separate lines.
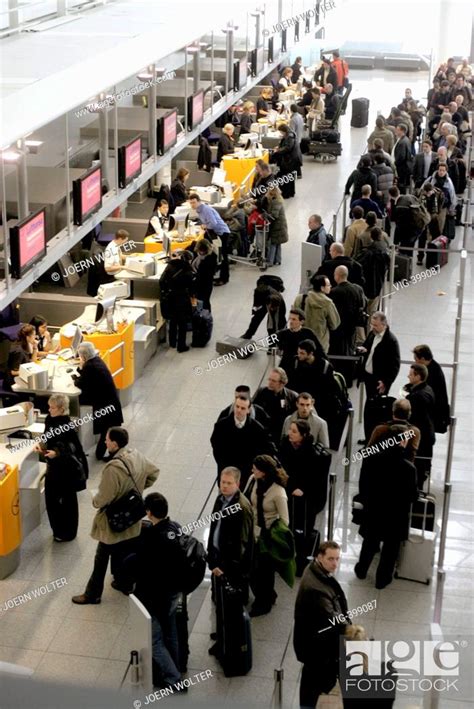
426, 236, 449, 269
215, 577, 252, 677
191, 308, 213, 347
394, 254, 412, 283
445, 214, 456, 241
312, 129, 340, 143
363, 395, 396, 440
351, 98, 369, 127
411, 493, 435, 532
175, 592, 190, 672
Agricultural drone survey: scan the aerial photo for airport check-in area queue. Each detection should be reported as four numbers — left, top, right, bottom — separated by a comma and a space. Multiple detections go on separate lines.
1, 0, 473, 707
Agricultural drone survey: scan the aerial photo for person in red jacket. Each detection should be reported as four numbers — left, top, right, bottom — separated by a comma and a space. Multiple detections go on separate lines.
331, 50, 349, 95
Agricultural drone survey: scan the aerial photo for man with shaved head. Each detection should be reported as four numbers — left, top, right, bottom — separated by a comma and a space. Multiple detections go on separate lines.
329, 266, 366, 380
316, 240, 365, 287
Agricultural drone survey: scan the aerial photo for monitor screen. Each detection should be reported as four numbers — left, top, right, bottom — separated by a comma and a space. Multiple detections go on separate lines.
281, 29, 287, 52
234, 57, 248, 90
189, 90, 204, 130
71, 325, 83, 355
251, 47, 265, 77
118, 136, 142, 188
268, 37, 274, 63
73, 164, 102, 225
9, 208, 47, 279
158, 109, 178, 155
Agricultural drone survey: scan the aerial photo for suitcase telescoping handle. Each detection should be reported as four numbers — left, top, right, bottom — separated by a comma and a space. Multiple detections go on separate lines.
410, 496, 429, 542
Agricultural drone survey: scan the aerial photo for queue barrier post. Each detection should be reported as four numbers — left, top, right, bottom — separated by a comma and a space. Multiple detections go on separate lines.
273, 668, 284, 708
327, 472, 337, 540
344, 408, 354, 483
358, 383, 364, 425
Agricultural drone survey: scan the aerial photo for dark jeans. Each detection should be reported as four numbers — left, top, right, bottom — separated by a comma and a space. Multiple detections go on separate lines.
169, 317, 188, 351
357, 535, 401, 587
300, 661, 337, 708
151, 595, 181, 687
208, 229, 229, 283
84, 538, 138, 599
242, 305, 267, 338
44, 477, 78, 541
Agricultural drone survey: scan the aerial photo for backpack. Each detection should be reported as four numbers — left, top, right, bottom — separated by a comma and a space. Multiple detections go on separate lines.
170, 523, 207, 595
324, 233, 335, 260
411, 203, 431, 231
323, 360, 350, 416
257, 274, 285, 293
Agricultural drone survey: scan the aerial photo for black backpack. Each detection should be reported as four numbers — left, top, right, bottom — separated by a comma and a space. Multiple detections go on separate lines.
169, 522, 207, 595
256, 274, 285, 293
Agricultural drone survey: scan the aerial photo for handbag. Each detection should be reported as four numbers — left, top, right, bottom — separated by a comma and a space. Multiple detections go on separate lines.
105, 459, 145, 533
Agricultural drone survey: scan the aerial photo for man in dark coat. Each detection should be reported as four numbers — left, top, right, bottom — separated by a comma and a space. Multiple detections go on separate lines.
210, 396, 276, 487
207, 467, 254, 657
317, 241, 365, 288
404, 363, 436, 488
72, 342, 123, 460
360, 313, 401, 441
294, 541, 350, 708
329, 265, 366, 357
253, 367, 298, 442
217, 385, 271, 432
413, 139, 437, 188
159, 252, 195, 351
413, 345, 450, 433
273, 124, 300, 198
389, 185, 422, 252
355, 429, 418, 588
393, 123, 414, 193
276, 307, 326, 374
356, 228, 390, 318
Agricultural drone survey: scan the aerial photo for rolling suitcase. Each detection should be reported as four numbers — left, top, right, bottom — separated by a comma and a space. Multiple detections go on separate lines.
191, 308, 213, 347
394, 254, 412, 283
215, 576, 252, 677
395, 496, 436, 584
175, 592, 190, 673
351, 98, 369, 128
411, 493, 435, 532
445, 214, 456, 240
426, 235, 449, 269
216, 335, 255, 359
363, 395, 396, 441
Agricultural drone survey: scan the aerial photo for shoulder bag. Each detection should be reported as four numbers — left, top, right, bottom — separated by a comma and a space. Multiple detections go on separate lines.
105, 458, 146, 533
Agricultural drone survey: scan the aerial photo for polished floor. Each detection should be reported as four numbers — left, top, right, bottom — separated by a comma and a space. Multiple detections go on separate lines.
0, 71, 472, 708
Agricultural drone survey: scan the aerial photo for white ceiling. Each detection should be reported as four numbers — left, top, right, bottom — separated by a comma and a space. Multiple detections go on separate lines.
0, 0, 257, 146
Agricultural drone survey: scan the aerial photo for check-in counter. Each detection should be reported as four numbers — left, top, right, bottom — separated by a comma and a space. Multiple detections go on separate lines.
221, 149, 269, 188
12, 361, 82, 415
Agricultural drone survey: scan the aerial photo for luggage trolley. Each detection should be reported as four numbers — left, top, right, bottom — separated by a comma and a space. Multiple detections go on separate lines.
308, 83, 352, 163
231, 220, 270, 271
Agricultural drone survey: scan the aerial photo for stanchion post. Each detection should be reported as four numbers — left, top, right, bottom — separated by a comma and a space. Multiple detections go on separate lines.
332, 213, 337, 238
273, 668, 284, 708
344, 408, 354, 482
388, 244, 396, 303
327, 472, 337, 540
341, 195, 347, 240
358, 383, 364, 425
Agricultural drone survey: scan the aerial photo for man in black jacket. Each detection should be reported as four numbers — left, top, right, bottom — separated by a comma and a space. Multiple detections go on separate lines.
344, 156, 378, 202
389, 185, 422, 252
317, 241, 365, 288
253, 367, 298, 442
211, 396, 276, 487
127, 493, 185, 689
329, 265, 366, 358
294, 541, 349, 708
355, 430, 418, 588
207, 467, 254, 657
360, 313, 401, 440
413, 345, 450, 433
73, 342, 123, 460
413, 139, 437, 188
217, 385, 270, 432
357, 228, 390, 319
393, 123, 413, 193
276, 308, 325, 374
404, 363, 436, 488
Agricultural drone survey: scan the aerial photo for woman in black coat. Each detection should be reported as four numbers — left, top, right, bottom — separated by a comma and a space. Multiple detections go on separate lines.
273, 124, 299, 198
192, 239, 217, 311
37, 394, 88, 542
72, 342, 123, 460
159, 251, 195, 353
170, 168, 189, 212
355, 428, 418, 589
279, 420, 330, 572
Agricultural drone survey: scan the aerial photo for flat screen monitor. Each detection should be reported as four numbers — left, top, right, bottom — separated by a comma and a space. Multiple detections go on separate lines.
118, 136, 142, 188
268, 37, 274, 63
188, 90, 204, 130
294, 20, 300, 42
9, 208, 47, 279
73, 164, 102, 226
157, 109, 178, 155
251, 47, 265, 77
281, 29, 287, 52
71, 325, 83, 356
234, 57, 248, 90
162, 233, 172, 258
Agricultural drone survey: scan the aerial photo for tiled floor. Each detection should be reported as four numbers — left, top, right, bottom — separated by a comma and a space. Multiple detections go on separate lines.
1, 70, 472, 708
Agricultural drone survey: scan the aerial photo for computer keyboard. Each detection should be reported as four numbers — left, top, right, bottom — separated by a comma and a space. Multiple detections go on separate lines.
57, 348, 74, 360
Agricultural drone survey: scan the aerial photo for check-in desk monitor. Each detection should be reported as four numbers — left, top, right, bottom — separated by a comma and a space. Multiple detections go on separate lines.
174, 206, 191, 238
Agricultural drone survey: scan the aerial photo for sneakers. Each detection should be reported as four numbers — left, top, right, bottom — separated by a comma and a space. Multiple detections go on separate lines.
71, 594, 101, 605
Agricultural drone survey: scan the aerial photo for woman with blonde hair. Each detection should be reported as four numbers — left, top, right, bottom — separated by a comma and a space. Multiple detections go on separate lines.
239, 101, 255, 134
263, 186, 289, 266
245, 455, 293, 617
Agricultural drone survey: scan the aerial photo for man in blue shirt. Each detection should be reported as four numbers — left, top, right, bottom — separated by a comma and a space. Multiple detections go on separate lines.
350, 185, 384, 218
189, 193, 231, 285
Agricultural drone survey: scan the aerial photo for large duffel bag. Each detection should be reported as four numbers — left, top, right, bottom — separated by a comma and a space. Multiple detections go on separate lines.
312, 129, 340, 143
191, 308, 213, 347
351, 97, 369, 127
426, 235, 449, 269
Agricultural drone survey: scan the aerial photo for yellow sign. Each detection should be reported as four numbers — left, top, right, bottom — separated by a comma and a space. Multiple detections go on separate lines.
0, 465, 22, 555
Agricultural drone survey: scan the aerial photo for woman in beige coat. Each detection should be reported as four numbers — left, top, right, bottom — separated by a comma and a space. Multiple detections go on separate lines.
293, 275, 341, 353
245, 455, 289, 617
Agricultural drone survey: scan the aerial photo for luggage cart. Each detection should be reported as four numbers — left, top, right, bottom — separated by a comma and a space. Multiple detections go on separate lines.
231, 221, 269, 271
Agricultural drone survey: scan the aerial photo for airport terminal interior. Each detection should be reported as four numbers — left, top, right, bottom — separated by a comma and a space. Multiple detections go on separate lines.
0, 0, 473, 707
